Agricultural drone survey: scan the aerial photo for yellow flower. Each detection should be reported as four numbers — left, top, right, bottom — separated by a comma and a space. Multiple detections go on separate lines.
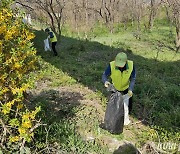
1, 100, 15, 114
0, 13, 5, 23
17, 103, 23, 109
1, 108, 9, 114
9, 136, 19, 142
29, 113, 36, 120
26, 32, 35, 40
6, 100, 15, 107
2, 9, 12, 17
14, 62, 21, 69
30, 106, 41, 119
17, 73, 23, 79
2, 87, 9, 93
11, 86, 26, 95
5, 57, 13, 65
5, 30, 13, 40
22, 113, 30, 120
22, 121, 32, 128
0, 25, 6, 34
10, 26, 19, 36
11, 87, 20, 95
0, 42, 2, 53
18, 127, 26, 135
22, 83, 30, 90
19, 40, 27, 46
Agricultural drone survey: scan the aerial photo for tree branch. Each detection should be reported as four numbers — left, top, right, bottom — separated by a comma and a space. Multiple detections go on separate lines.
15, 1, 34, 11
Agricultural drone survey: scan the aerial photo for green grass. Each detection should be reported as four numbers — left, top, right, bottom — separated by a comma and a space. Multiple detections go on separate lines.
30, 23, 180, 153
29, 89, 110, 153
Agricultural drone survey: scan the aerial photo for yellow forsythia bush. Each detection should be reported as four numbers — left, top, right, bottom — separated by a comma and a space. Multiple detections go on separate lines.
0, 1, 40, 151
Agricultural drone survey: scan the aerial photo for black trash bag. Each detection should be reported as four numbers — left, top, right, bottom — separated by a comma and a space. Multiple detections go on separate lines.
103, 84, 124, 134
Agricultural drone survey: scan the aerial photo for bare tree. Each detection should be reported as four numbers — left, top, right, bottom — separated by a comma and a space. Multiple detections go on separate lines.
16, 0, 66, 35
99, 0, 119, 32
82, 0, 121, 32
36, 0, 65, 35
164, 0, 180, 51
15, 0, 179, 46
148, 0, 162, 30
125, 0, 146, 39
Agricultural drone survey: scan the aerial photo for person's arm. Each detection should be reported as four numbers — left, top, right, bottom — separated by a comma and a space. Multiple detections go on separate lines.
129, 66, 136, 91
102, 64, 111, 84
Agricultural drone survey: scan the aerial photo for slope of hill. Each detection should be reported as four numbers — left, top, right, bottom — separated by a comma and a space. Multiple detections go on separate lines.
30, 25, 180, 153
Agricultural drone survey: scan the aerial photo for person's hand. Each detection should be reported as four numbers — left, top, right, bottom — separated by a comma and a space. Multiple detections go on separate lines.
104, 81, 111, 88
128, 90, 133, 97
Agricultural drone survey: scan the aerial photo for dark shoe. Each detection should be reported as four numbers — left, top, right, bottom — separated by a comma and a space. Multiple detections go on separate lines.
99, 123, 107, 130
54, 52, 58, 56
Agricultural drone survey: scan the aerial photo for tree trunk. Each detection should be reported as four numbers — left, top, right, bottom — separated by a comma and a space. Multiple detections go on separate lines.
176, 27, 180, 52
148, 0, 155, 29
47, 12, 56, 32
85, 0, 89, 39
148, 10, 155, 29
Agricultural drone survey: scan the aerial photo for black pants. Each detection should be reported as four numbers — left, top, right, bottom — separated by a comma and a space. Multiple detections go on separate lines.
119, 89, 133, 114
52, 42, 58, 56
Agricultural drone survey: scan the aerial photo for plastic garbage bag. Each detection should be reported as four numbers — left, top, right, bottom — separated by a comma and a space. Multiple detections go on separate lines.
44, 38, 51, 51
103, 84, 124, 134
102, 84, 131, 134
123, 94, 131, 125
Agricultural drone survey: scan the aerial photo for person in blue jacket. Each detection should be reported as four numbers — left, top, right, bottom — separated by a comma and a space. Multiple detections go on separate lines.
45, 28, 58, 56
102, 52, 136, 114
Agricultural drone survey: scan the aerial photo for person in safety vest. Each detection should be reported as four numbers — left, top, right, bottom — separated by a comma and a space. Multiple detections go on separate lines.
45, 28, 58, 56
102, 52, 136, 114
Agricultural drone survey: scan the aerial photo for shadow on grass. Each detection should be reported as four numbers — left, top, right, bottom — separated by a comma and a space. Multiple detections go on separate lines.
29, 89, 82, 123
28, 89, 84, 151
33, 29, 180, 140
27, 88, 110, 153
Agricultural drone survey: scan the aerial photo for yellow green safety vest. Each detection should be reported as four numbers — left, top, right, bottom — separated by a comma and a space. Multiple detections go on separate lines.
49, 31, 57, 43
110, 60, 133, 91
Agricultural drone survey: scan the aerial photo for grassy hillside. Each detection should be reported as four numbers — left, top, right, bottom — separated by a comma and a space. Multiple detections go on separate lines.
30, 24, 180, 153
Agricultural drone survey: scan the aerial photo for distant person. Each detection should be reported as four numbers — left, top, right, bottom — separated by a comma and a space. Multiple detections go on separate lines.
102, 52, 136, 114
45, 28, 58, 56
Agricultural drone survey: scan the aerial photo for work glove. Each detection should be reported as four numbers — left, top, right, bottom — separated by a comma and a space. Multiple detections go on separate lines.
104, 81, 111, 88
128, 90, 133, 97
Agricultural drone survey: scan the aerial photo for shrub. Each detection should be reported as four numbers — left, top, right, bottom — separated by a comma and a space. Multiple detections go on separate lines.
0, 1, 40, 152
